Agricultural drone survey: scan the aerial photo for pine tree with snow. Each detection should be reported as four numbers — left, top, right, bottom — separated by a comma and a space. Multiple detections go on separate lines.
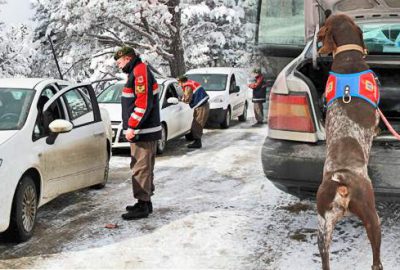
30, 0, 256, 81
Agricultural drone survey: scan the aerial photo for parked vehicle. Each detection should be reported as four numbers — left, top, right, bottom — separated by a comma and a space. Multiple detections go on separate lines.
185, 67, 249, 128
97, 78, 193, 154
260, 0, 400, 200
0, 78, 112, 242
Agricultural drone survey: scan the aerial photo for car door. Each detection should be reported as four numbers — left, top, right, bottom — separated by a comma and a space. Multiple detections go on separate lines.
161, 83, 184, 139
41, 84, 107, 198
174, 82, 193, 134
228, 74, 243, 118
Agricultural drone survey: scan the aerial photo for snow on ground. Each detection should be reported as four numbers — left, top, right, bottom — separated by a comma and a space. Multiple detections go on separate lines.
0, 110, 400, 269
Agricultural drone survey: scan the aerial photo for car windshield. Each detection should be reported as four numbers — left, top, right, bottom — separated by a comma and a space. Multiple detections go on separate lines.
361, 22, 400, 55
97, 83, 164, 103
0, 88, 35, 130
186, 74, 228, 91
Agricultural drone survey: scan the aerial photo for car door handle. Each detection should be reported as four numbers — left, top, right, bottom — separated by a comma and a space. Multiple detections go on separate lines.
94, 132, 105, 137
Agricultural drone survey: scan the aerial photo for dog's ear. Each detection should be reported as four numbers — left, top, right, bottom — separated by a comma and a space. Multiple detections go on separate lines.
318, 25, 337, 54
356, 25, 367, 51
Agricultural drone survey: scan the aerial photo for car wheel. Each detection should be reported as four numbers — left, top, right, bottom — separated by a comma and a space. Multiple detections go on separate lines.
7, 176, 38, 242
220, 108, 231, 129
238, 102, 248, 122
157, 124, 167, 154
92, 147, 110, 189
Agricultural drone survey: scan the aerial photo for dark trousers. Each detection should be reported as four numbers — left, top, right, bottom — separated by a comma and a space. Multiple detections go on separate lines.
130, 141, 157, 202
192, 102, 210, 140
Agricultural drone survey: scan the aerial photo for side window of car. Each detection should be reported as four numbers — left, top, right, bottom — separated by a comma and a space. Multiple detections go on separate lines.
33, 86, 65, 141
229, 74, 237, 93
62, 87, 94, 126
174, 83, 184, 99
163, 84, 179, 108
259, 0, 305, 46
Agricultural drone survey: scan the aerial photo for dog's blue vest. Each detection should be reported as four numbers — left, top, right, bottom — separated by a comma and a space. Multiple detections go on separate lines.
325, 70, 380, 108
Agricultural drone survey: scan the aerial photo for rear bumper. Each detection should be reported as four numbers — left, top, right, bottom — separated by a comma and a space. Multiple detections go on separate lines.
262, 137, 400, 200
208, 108, 226, 123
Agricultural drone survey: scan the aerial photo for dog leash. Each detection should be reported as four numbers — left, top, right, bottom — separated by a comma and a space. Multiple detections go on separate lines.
377, 108, 400, 140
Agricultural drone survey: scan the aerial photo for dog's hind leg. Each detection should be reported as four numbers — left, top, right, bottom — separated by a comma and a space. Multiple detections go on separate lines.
318, 208, 343, 270
349, 183, 383, 270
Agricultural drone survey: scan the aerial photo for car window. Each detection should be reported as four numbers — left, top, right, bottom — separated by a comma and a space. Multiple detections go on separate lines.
163, 84, 178, 108
33, 86, 66, 140
258, 0, 304, 46
173, 82, 184, 98
229, 74, 237, 93
63, 87, 95, 126
361, 23, 400, 55
97, 84, 123, 104
186, 74, 228, 91
0, 88, 35, 130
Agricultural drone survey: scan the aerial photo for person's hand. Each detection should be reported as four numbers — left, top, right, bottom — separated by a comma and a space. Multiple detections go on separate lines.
125, 128, 135, 141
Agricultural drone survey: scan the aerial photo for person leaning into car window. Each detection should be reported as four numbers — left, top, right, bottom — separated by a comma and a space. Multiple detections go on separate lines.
114, 46, 161, 220
248, 68, 268, 126
177, 75, 210, 149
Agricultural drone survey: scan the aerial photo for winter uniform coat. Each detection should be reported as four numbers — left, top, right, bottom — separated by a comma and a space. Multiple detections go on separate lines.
121, 57, 161, 142
181, 80, 209, 109
248, 74, 267, 103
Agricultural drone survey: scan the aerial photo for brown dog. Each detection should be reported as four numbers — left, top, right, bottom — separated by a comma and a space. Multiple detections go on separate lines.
316, 14, 383, 270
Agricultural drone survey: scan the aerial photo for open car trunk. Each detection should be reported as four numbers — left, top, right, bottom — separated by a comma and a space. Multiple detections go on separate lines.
298, 58, 400, 139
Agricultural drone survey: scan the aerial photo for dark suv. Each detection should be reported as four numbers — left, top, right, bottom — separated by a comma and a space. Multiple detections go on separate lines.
260, 0, 400, 200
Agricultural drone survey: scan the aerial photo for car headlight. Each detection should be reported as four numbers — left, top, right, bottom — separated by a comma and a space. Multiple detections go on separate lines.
211, 96, 224, 103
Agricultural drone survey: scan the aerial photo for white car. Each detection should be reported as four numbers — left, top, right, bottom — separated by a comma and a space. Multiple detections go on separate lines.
185, 67, 249, 128
97, 78, 193, 153
0, 78, 112, 242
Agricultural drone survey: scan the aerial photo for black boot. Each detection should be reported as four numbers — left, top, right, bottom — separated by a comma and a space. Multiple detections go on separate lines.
188, 139, 202, 149
122, 200, 150, 220
185, 132, 194, 141
126, 201, 153, 213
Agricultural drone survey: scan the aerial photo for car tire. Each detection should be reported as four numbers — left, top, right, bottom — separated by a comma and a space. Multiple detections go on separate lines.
220, 108, 231, 129
6, 176, 38, 242
157, 124, 167, 154
238, 102, 248, 122
92, 146, 110, 189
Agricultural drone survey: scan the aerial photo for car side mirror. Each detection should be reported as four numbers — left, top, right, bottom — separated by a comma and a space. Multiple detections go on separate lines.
167, 97, 179, 105
230, 86, 240, 93
46, 120, 73, 145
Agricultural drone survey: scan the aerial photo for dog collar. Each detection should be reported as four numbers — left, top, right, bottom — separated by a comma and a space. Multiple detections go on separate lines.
333, 44, 367, 58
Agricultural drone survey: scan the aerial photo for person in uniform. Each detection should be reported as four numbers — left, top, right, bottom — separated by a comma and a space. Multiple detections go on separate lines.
177, 75, 210, 149
114, 46, 161, 220
248, 68, 267, 126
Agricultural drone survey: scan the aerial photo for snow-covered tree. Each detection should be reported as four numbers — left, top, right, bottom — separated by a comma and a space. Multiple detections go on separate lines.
31, 0, 256, 81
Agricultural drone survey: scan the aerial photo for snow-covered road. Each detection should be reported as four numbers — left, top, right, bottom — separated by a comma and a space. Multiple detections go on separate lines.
1, 118, 399, 269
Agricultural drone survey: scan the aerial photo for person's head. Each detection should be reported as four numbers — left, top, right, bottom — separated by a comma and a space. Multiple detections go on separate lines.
177, 75, 188, 85
114, 46, 136, 69
252, 67, 261, 77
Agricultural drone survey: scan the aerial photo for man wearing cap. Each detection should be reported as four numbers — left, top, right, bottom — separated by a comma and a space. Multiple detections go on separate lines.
177, 75, 209, 149
114, 46, 161, 220
248, 68, 267, 126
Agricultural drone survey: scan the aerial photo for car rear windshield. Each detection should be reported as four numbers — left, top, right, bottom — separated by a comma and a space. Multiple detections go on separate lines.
362, 22, 400, 55
97, 83, 164, 103
186, 74, 228, 91
0, 88, 35, 130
